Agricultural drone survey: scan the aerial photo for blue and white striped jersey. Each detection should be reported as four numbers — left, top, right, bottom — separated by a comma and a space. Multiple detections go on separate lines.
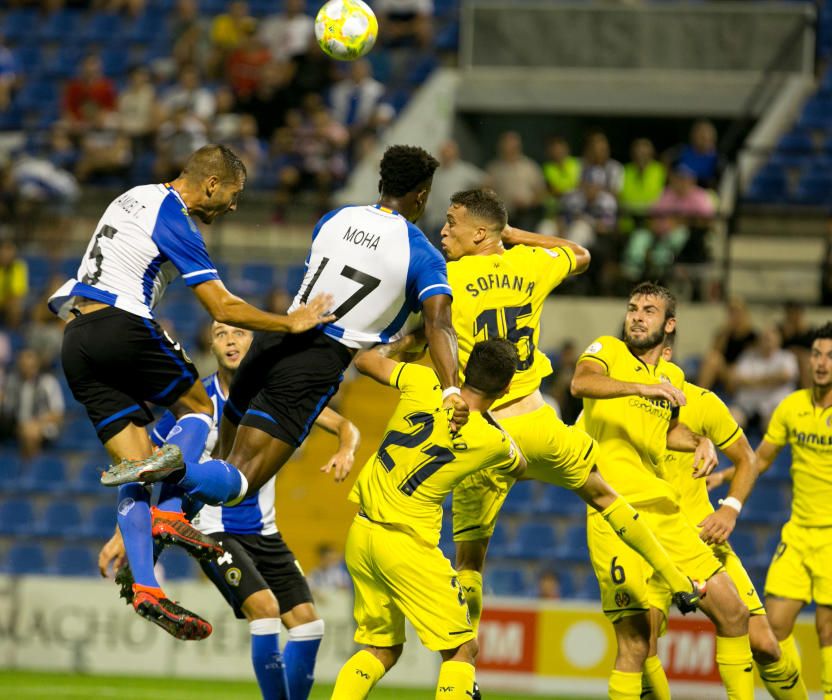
291, 205, 451, 350
152, 373, 277, 536
48, 184, 220, 320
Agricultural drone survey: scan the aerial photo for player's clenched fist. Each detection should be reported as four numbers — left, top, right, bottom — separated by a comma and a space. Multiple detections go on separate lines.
638, 381, 686, 407
444, 393, 469, 432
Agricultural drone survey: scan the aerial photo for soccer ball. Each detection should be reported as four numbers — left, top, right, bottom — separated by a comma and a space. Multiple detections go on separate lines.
315, 0, 378, 61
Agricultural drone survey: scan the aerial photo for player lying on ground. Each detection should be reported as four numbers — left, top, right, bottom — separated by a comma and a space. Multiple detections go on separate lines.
572, 283, 756, 700
639, 334, 807, 700
101, 145, 468, 520
710, 322, 832, 700
99, 321, 359, 700
49, 145, 334, 640
332, 338, 525, 700
433, 189, 701, 638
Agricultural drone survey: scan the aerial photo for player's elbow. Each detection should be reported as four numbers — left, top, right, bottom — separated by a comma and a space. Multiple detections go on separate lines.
570, 375, 587, 398
574, 247, 591, 274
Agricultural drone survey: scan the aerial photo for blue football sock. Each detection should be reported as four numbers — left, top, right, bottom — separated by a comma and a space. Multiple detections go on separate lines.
158, 413, 211, 513
283, 620, 324, 700
177, 458, 246, 505
250, 618, 289, 700
117, 483, 159, 589
156, 482, 185, 514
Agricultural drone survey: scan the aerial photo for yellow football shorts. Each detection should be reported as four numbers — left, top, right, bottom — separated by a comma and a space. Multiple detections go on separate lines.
345, 515, 474, 652
452, 403, 596, 541
765, 520, 832, 606
588, 502, 724, 623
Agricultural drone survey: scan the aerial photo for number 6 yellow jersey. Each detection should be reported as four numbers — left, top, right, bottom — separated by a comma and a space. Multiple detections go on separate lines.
447, 244, 577, 408
349, 363, 520, 547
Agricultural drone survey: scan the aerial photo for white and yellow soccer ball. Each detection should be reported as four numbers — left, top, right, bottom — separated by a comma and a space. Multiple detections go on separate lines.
315, 0, 378, 61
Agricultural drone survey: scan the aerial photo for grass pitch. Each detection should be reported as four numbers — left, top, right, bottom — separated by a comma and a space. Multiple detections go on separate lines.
0, 671, 589, 699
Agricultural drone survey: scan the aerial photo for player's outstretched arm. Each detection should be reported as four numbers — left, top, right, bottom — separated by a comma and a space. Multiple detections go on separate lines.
314, 407, 361, 483
666, 420, 718, 476
354, 346, 401, 385
502, 225, 591, 274
98, 527, 125, 578
698, 434, 756, 544
422, 294, 468, 430
571, 359, 687, 406
192, 279, 336, 333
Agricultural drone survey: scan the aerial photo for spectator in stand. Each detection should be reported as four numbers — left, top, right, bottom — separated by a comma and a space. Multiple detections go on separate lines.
697, 296, 758, 390
25, 274, 66, 368
170, 0, 211, 75
308, 543, 351, 591
560, 170, 618, 294
0, 38, 21, 112
375, 0, 434, 49
117, 65, 157, 149
537, 570, 561, 600
665, 119, 721, 190
652, 163, 715, 223
546, 339, 581, 424
0, 238, 27, 329
153, 105, 208, 181
63, 54, 117, 133
778, 301, 815, 387
287, 33, 339, 101
729, 326, 799, 430
237, 61, 294, 141
823, 221, 832, 306
258, 0, 314, 62
329, 59, 393, 145
265, 286, 292, 314
0, 348, 65, 460
226, 23, 272, 100
225, 114, 266, 184
211, 87, 242, 142
74, 104, 132, 185
579, 131, 623, 196
487, 131, 546, 231
621, 211, 688, 286
542, 136, 581, 205
209, 1, 254, 76
421, 139, 486, 246
619, 137, 666, 225
159, 63, 216, 125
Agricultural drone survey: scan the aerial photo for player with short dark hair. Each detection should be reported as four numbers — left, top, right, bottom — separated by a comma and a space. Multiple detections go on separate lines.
331, 338, 526, 700
102, 144, 467, 537
50, 144, 333, 640
99, 320, 359, 700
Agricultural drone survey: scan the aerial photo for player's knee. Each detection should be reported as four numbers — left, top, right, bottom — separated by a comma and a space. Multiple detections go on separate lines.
816, 613, 832, 646
749, 617, 780, 665
369, 644, 402, 671
455, 541, 487, 572
614, 616, 651, 664
242, 590, 280, 621
716, 598, 750, 635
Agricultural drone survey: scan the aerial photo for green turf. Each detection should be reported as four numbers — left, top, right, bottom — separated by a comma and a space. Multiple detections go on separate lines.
0, 671, 585, 699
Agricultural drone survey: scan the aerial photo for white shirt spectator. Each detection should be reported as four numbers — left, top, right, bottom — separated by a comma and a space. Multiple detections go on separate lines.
258, 12, 314, 61
732, 333, 799, 426
375, 0, 434, 13
161, 83, 216, 123
329, 69, 388, 130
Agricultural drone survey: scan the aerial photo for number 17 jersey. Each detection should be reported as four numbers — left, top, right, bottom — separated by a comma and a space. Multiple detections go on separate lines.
448, 244, 577, 408
349, 363, 519, 547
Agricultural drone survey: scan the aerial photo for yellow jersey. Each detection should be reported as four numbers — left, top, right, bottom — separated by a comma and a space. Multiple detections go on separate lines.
349, 363, 520, 546
447, 244, 577, 409
578, 335, 685, 507
764, 389, 832, 527
663, 382, 743, 526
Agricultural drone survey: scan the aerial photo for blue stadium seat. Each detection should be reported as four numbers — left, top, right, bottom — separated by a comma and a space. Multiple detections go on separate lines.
406, 54, 438, 86
20, 455, 67, 493
486, 521, 511, 559
159, 547, 196, 580
777, 130, 814, 155
728, 531, 757, 562
53, 545, 96, 576
745, 483, 789, 523
72, 461, 107, 495
39, 9, 84, 42
797, 98, 832, 130
555, 524, 587, 562
101, 48, 130, 77
83, 504, 117, 540
500, 480, 534, 514
35, 501, 83, 538
55, 416, 100, 451
434, 0, 460, 18
506, 521, 558, 560
574, 570, 601, 601
6, 543, 47, 575
792, 172, 832, 205
534, 488, 584, 516
0, 450, 22, 492
240, 263, 277, 294
2, 9, 38, 43
485, 566, 528, 596
78, 13, 122, 44
745, 169, 788, 203
0, 498, 35, 536
43, 47, 85, 79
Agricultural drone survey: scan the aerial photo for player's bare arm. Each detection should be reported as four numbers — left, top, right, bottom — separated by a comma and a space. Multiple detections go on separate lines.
571, 358, 687, 406
501, 225, 591, 274
354, 346, 401, 385
421, 293, 469, 430
314, 407, 361, 483
666, 419, 718, 477
192, 279, 336, 333
698, 434, 756, 544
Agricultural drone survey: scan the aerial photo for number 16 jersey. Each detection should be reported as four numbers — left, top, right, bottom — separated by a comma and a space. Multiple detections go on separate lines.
448, 244, 577, 409
349, 363, 519, 547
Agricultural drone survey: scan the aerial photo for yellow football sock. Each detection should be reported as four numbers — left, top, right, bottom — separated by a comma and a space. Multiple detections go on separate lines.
641, 654, 671, 700
458, 569, 483, 634
822, 645, 832, 699
757, 634, 807, 700
609, 670, 642, 699
602, 498, 690, 593
716, 635, 754, 699
331, 649, 386, 700
436, 660, 476, 699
